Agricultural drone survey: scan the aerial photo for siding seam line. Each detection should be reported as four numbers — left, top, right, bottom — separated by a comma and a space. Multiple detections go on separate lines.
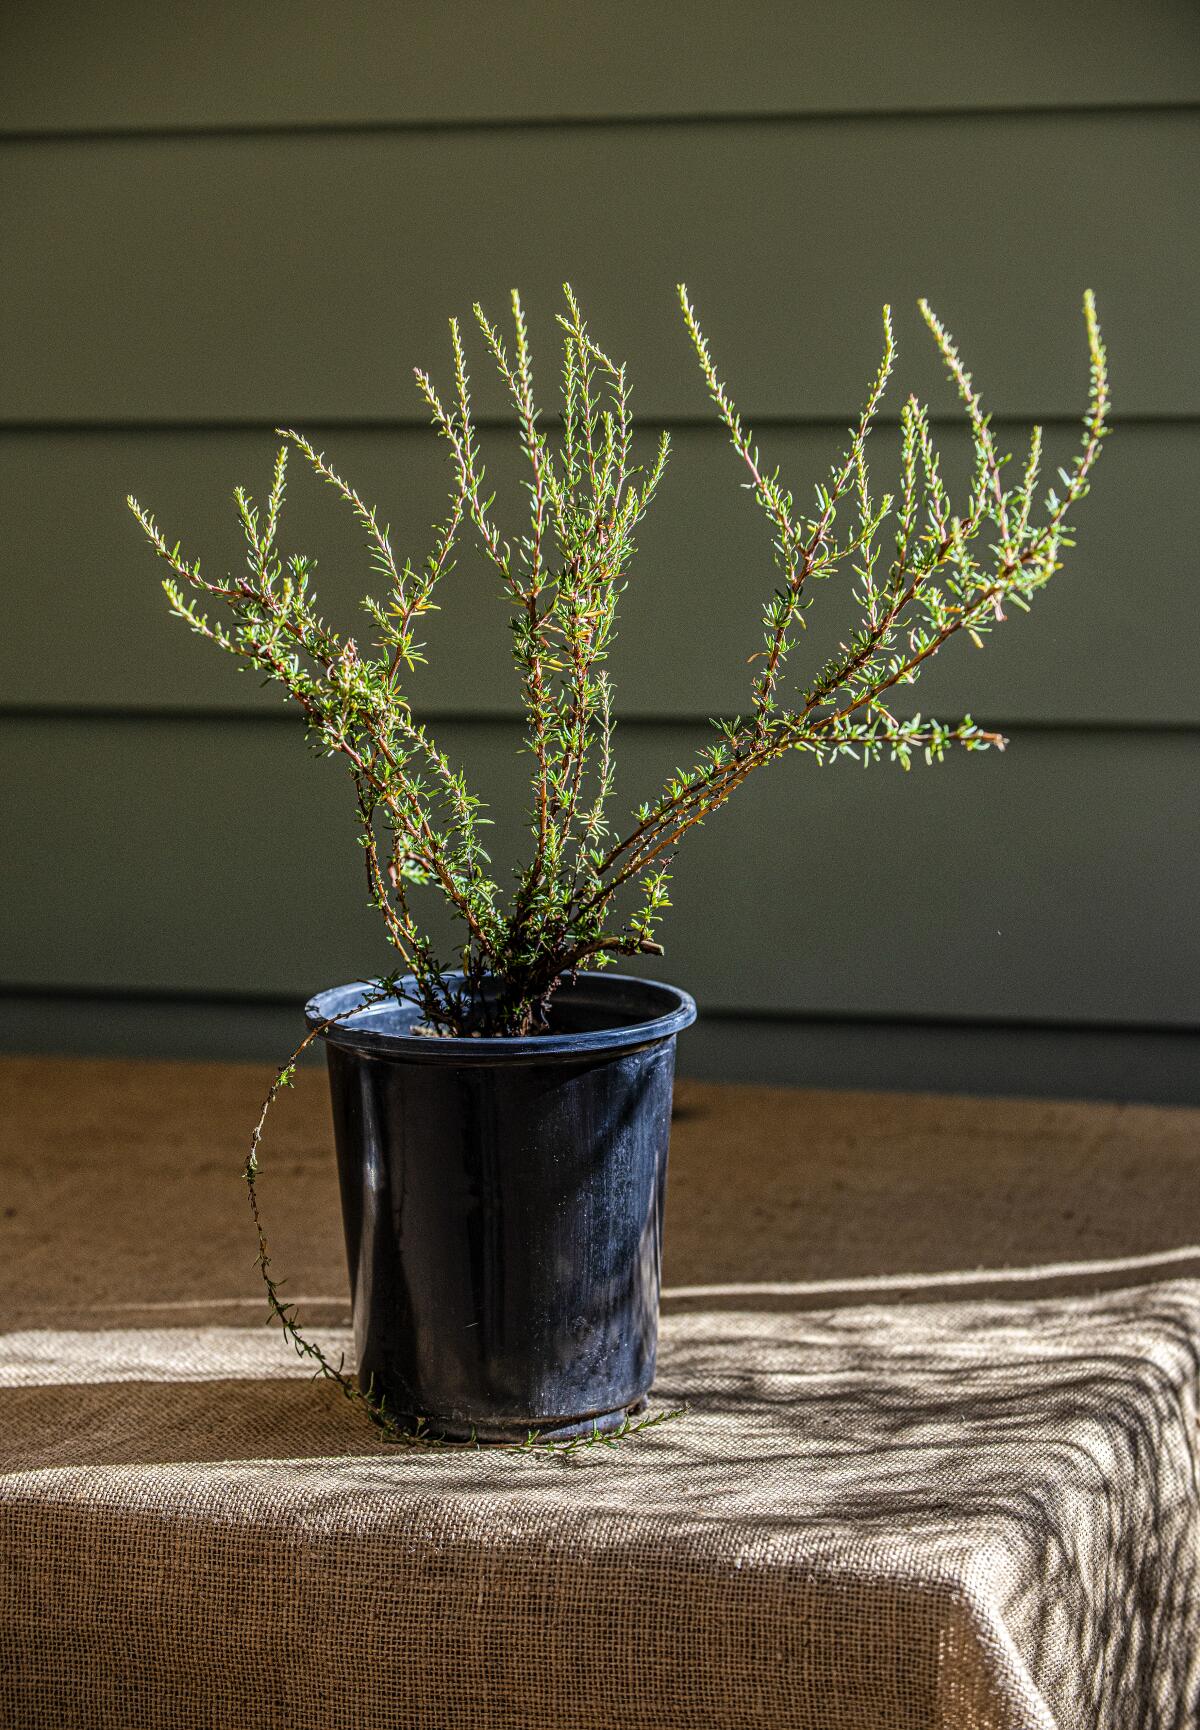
0, 414, 1192, 435
3, 707, 1197, 735
1, 99, 1197, 147
1, 981, 1195, 1039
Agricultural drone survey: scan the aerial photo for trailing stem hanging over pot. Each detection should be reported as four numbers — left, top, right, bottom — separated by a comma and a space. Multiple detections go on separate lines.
128, 285, 1110, 1037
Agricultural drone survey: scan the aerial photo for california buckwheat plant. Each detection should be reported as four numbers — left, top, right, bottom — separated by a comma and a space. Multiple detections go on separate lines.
129, 284, 1109, 1039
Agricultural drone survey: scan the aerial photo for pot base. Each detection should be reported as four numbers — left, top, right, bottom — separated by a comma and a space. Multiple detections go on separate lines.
386, 1397, 650, 1447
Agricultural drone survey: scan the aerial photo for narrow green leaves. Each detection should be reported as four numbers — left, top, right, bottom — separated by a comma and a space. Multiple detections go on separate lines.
128, 286, 1108, 1037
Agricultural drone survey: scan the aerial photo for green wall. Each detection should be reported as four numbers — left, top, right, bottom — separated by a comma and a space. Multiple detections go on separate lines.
2, 3, 1198, 1099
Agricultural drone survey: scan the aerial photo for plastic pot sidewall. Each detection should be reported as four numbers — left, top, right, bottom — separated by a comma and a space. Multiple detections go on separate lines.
307, 973, 696, 1437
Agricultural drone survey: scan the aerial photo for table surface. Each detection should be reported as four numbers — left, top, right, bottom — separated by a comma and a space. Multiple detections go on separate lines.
5, 1056, 1200, 1329
3, 1059, 1200, 1730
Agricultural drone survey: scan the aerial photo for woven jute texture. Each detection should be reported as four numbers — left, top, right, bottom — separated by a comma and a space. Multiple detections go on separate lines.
3, 1287, 1200, 1729
3, 1058, 1200, 1728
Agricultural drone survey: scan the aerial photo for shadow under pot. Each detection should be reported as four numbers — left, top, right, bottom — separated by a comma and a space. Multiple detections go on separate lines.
306, 972, 697, 1442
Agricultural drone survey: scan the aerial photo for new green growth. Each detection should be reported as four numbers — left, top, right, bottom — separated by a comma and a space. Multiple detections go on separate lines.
130, 285, 1109, 1036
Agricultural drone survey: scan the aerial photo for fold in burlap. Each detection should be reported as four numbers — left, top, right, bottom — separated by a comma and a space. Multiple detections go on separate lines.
2, 1282, 1199, 1730
3, 1058, 1200, 1728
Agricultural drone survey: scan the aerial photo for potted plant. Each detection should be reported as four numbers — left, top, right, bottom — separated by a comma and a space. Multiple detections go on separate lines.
128, 284, 1108, 1445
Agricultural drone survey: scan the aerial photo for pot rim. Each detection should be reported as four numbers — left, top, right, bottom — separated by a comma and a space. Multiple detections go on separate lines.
305, 971, 697, 1064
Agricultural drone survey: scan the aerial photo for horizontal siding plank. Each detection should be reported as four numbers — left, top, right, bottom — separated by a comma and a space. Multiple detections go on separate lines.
3, 423, 1194, 725
3, 2, 1197, 134
2, 994, 1196, 1106
2, 715, 1195, 1028
1, 113, 1195, 423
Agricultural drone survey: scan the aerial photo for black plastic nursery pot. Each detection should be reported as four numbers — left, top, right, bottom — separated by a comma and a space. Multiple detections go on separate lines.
306, 972, 697, 1441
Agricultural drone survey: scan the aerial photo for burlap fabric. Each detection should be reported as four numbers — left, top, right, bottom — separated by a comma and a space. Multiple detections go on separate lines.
3, 1057, 1200, 1728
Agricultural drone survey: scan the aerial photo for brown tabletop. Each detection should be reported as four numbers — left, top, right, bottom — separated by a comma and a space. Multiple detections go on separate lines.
5, 1056, 1200, 1328
2, 1059, 1199, 1730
